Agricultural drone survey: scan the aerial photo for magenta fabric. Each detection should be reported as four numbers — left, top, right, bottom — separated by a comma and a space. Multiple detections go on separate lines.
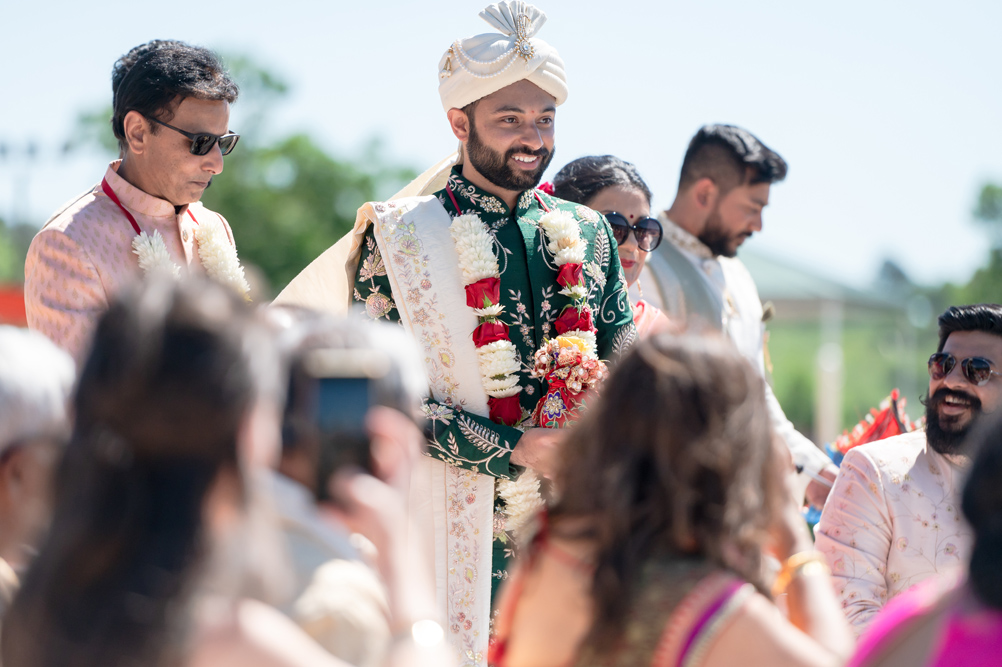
849, 578, 1002, 667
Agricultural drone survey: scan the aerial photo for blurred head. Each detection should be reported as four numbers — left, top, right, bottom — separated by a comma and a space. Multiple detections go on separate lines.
924, 304, 1002, 457
550, 334, 784, 651
449, 80, 556, 195
268, 306, 427, 499
961, 411, 1002, 609
553, 156, 657, 287
112, 40, 239, 206
0, 328, 75, 567
675, 124, 787, 257
3, 278, 282, 667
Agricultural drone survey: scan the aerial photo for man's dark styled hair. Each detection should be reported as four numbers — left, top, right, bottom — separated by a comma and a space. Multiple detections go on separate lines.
111, 40, 239, 153
677, 124, 787, 194
937, 304, 1002, 352
552, 155, 653, 207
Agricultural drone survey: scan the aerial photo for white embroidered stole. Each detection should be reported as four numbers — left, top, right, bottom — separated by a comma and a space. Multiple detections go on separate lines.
363, 196, 495, 667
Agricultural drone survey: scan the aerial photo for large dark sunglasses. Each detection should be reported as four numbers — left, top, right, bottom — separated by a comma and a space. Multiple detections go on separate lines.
928, 352, 1002, 386
147, 117, 240, 156
605, 212, 663, 252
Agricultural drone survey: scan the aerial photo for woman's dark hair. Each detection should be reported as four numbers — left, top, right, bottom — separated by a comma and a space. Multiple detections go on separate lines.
549, 334, 784, 652
961, 411, 1002, 609
552, 155, 653, 207
111, 40, 239, 153
3, 277, 273, 667
936, 303, 1002, 352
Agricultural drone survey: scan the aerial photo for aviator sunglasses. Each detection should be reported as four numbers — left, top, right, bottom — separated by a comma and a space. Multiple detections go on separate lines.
928, 352, 1002, 387
147, 117, 240, 156
605, 212, 663, 252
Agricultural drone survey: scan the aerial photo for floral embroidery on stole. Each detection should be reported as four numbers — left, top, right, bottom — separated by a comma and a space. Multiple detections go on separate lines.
367, 196, 497, 667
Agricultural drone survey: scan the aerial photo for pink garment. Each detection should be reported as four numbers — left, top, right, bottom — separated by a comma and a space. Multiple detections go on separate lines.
633, 299, 669, 338
850, 578, 1002, 667
24, 161, 234, 364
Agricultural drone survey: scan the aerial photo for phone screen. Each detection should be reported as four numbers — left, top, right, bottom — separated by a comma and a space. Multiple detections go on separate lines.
314, 376, 372, 498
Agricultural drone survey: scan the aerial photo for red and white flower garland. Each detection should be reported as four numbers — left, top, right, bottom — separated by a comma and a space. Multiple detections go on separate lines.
447, 190, 606, 538
449, 213, 523, 426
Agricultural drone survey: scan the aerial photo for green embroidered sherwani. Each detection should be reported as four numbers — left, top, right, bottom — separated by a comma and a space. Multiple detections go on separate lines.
353, 168, 636, 593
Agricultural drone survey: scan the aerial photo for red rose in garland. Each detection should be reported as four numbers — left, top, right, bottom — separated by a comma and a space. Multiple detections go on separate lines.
472, 321, 510, 347
465, 276, 501, 309
554, 305, 593, 335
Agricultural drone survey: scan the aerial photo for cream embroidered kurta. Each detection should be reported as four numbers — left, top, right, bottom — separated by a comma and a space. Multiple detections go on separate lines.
648, 216, 833, 477
24, 160, 235, 363
815, 429, 972, 637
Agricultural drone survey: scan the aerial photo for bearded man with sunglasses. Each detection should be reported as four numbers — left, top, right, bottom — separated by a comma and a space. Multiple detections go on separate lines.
24, 40, 244, 364
815, 304, 1002, 636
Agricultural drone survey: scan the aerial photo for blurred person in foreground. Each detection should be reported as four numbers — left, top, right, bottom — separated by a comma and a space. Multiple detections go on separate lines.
25, 39, 250, 364
0, 327, 75, 615
3, 278, 449, 666
649, 124, 837, 507
816, 305, 1002, 637
267, 308, 442, 667
490, 335, 852, 667
848, 409, 1002, 667
551, 155, 673, 338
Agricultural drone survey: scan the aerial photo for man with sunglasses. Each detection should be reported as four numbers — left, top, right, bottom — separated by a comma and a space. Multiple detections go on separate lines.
647, 124, 838, 508
815, 304, 1002, 636
24, 40, 242, 363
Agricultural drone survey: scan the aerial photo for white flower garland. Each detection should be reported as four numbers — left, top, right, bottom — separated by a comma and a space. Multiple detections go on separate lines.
449, 213, 520, 402
539, 209, 586, 266
449, 210, 542, 535
133, 231, 180, 279
194, 217, 252, 299
131, 219, 250, 300
495, 469, 544, 541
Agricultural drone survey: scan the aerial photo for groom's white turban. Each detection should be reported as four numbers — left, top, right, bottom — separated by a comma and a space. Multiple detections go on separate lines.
437, 1, 568, 112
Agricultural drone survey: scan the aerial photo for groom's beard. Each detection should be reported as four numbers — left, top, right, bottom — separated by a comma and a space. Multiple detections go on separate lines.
924, 387, 982, 456
466, 123, 554, 193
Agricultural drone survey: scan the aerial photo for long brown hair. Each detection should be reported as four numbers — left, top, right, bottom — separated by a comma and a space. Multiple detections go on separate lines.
3, 278, 275, 667
550, 334, 785, 651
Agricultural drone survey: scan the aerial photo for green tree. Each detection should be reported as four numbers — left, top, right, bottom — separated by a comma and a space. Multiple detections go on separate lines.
67, 54, 415, 293
0, 217, 36, 283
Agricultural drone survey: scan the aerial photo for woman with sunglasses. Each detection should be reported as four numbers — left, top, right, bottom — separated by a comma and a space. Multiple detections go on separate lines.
552, 156, 673, 338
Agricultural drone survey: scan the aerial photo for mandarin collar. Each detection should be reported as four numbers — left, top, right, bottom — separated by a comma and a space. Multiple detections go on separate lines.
104, 160, 188, 219
444, 167, 540, 219
657, 212, 715, 261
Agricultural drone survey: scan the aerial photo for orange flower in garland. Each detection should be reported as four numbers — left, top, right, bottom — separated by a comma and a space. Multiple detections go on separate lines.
534, 209, 605, 428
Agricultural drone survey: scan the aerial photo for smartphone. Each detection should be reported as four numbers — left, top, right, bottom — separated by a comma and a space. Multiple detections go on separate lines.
302, 349, 391, 499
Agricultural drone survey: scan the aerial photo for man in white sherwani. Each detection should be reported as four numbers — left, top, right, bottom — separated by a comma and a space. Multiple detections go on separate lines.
816, 304, 1002, 636
644, 124, 838, 507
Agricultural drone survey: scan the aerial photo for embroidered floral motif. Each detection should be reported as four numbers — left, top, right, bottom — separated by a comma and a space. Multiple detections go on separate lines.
364, 289, 394, 320
575, 205, 600, 224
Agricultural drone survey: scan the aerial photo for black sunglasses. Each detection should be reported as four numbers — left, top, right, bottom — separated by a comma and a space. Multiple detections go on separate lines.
605, 212, 663, 252
928, 352, 1002, 387
147, 117, 240, 156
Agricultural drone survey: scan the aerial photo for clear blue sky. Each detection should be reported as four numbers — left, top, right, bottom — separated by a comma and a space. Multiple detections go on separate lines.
2, 0, 999, 289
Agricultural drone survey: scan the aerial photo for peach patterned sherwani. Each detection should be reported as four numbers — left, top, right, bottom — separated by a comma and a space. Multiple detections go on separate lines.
815, 429, 973, 637
25, 160, 235, 363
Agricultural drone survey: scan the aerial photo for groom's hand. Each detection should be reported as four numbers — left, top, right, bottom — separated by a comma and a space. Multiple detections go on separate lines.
510, 427, 565, 479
